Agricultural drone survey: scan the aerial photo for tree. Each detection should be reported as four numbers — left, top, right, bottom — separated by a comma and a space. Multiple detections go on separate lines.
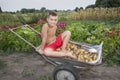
40, 7, 46, 12
0, 7, 2, 13
53, 9, 58, 12
20, 8, 28, 13
74, 7, 79, 12
86, 4, 95, 9
95, 0, 120, 8
29, 8, 35, 13
20, 8, 36, 13
67, 9, 71, 12
79, 7, 83, 10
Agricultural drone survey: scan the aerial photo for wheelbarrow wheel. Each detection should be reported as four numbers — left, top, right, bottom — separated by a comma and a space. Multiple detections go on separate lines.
52, 64, 80, 80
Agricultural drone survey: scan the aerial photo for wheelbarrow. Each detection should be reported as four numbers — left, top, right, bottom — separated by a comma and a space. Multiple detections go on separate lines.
8, 24, 103, 80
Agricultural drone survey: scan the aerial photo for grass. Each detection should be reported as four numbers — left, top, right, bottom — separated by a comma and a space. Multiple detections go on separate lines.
36, 76, 51, 80
14, 56, 23, 63
21, 67, 34, 77
0, 60, 6, 70
21, 67, 51, 80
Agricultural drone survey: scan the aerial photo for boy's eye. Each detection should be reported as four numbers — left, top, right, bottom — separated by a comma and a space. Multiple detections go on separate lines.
50, 19, 57, 21
54, 19, 57, 21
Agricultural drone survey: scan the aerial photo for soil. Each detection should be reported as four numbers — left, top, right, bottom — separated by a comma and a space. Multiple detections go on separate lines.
0, 52, 120, 80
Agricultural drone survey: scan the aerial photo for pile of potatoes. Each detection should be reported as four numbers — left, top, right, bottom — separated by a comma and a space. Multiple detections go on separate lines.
56, 42, 97, 63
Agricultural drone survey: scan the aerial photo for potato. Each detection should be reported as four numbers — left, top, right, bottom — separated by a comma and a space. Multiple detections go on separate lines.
56, 42, 98, 63
56, 48, 61, 51
89, 59, 93, 62
93, 54, 97, 60
75, 50, 80, 55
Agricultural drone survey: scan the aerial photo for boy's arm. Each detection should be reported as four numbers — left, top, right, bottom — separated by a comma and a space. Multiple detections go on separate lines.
41, 24, 48, 51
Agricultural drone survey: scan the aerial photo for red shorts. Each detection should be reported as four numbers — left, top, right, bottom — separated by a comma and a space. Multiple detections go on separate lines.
44, 35, 63, 51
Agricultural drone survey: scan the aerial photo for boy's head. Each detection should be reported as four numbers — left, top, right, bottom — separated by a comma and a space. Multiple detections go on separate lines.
47, 11, 58, 26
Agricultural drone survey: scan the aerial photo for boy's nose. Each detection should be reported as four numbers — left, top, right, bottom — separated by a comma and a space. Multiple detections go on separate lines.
52, 22, 56, 24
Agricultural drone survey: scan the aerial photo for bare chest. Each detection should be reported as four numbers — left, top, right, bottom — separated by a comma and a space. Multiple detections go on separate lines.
47, 26, 57, 36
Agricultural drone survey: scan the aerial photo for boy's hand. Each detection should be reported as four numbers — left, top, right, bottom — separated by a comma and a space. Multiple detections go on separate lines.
39, 49, 44, 55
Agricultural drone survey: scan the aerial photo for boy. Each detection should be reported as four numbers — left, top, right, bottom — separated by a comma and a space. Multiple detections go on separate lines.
39, 12, 76, 59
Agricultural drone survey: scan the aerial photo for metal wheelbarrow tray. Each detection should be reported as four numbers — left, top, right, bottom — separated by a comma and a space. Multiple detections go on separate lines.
8, 24, 103, 80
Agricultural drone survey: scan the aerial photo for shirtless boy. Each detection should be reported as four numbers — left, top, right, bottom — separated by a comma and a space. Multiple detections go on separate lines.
39, 12, 76, 59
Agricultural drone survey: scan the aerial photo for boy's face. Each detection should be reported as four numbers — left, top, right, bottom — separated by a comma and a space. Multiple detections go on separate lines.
47, 15, 58, 26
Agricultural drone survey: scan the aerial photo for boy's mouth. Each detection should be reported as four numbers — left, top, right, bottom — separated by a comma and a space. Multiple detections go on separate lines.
48, 23, 55, 27
49, 23, 56, 26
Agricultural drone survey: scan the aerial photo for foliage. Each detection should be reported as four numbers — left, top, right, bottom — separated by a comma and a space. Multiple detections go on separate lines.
0, 13, 22, 27
20, 8, 36, 13
64, 21, 104, 44
95, 0, 120, 8
74, 7, 80, 12
86, 4, 96, 9
0, 7, 2, 13
19, 7, 48, 14
0, 25, 42, 54
86, 0, 120, 8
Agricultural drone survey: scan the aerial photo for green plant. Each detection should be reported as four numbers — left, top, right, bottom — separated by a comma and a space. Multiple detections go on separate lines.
36, 76, 50, 80
0, 13, 22, 27
0, 26, 42, 54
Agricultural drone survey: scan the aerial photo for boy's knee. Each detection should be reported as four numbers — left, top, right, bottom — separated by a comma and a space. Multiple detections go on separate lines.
44, 49, 51, 56
65, 30, 71, 36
